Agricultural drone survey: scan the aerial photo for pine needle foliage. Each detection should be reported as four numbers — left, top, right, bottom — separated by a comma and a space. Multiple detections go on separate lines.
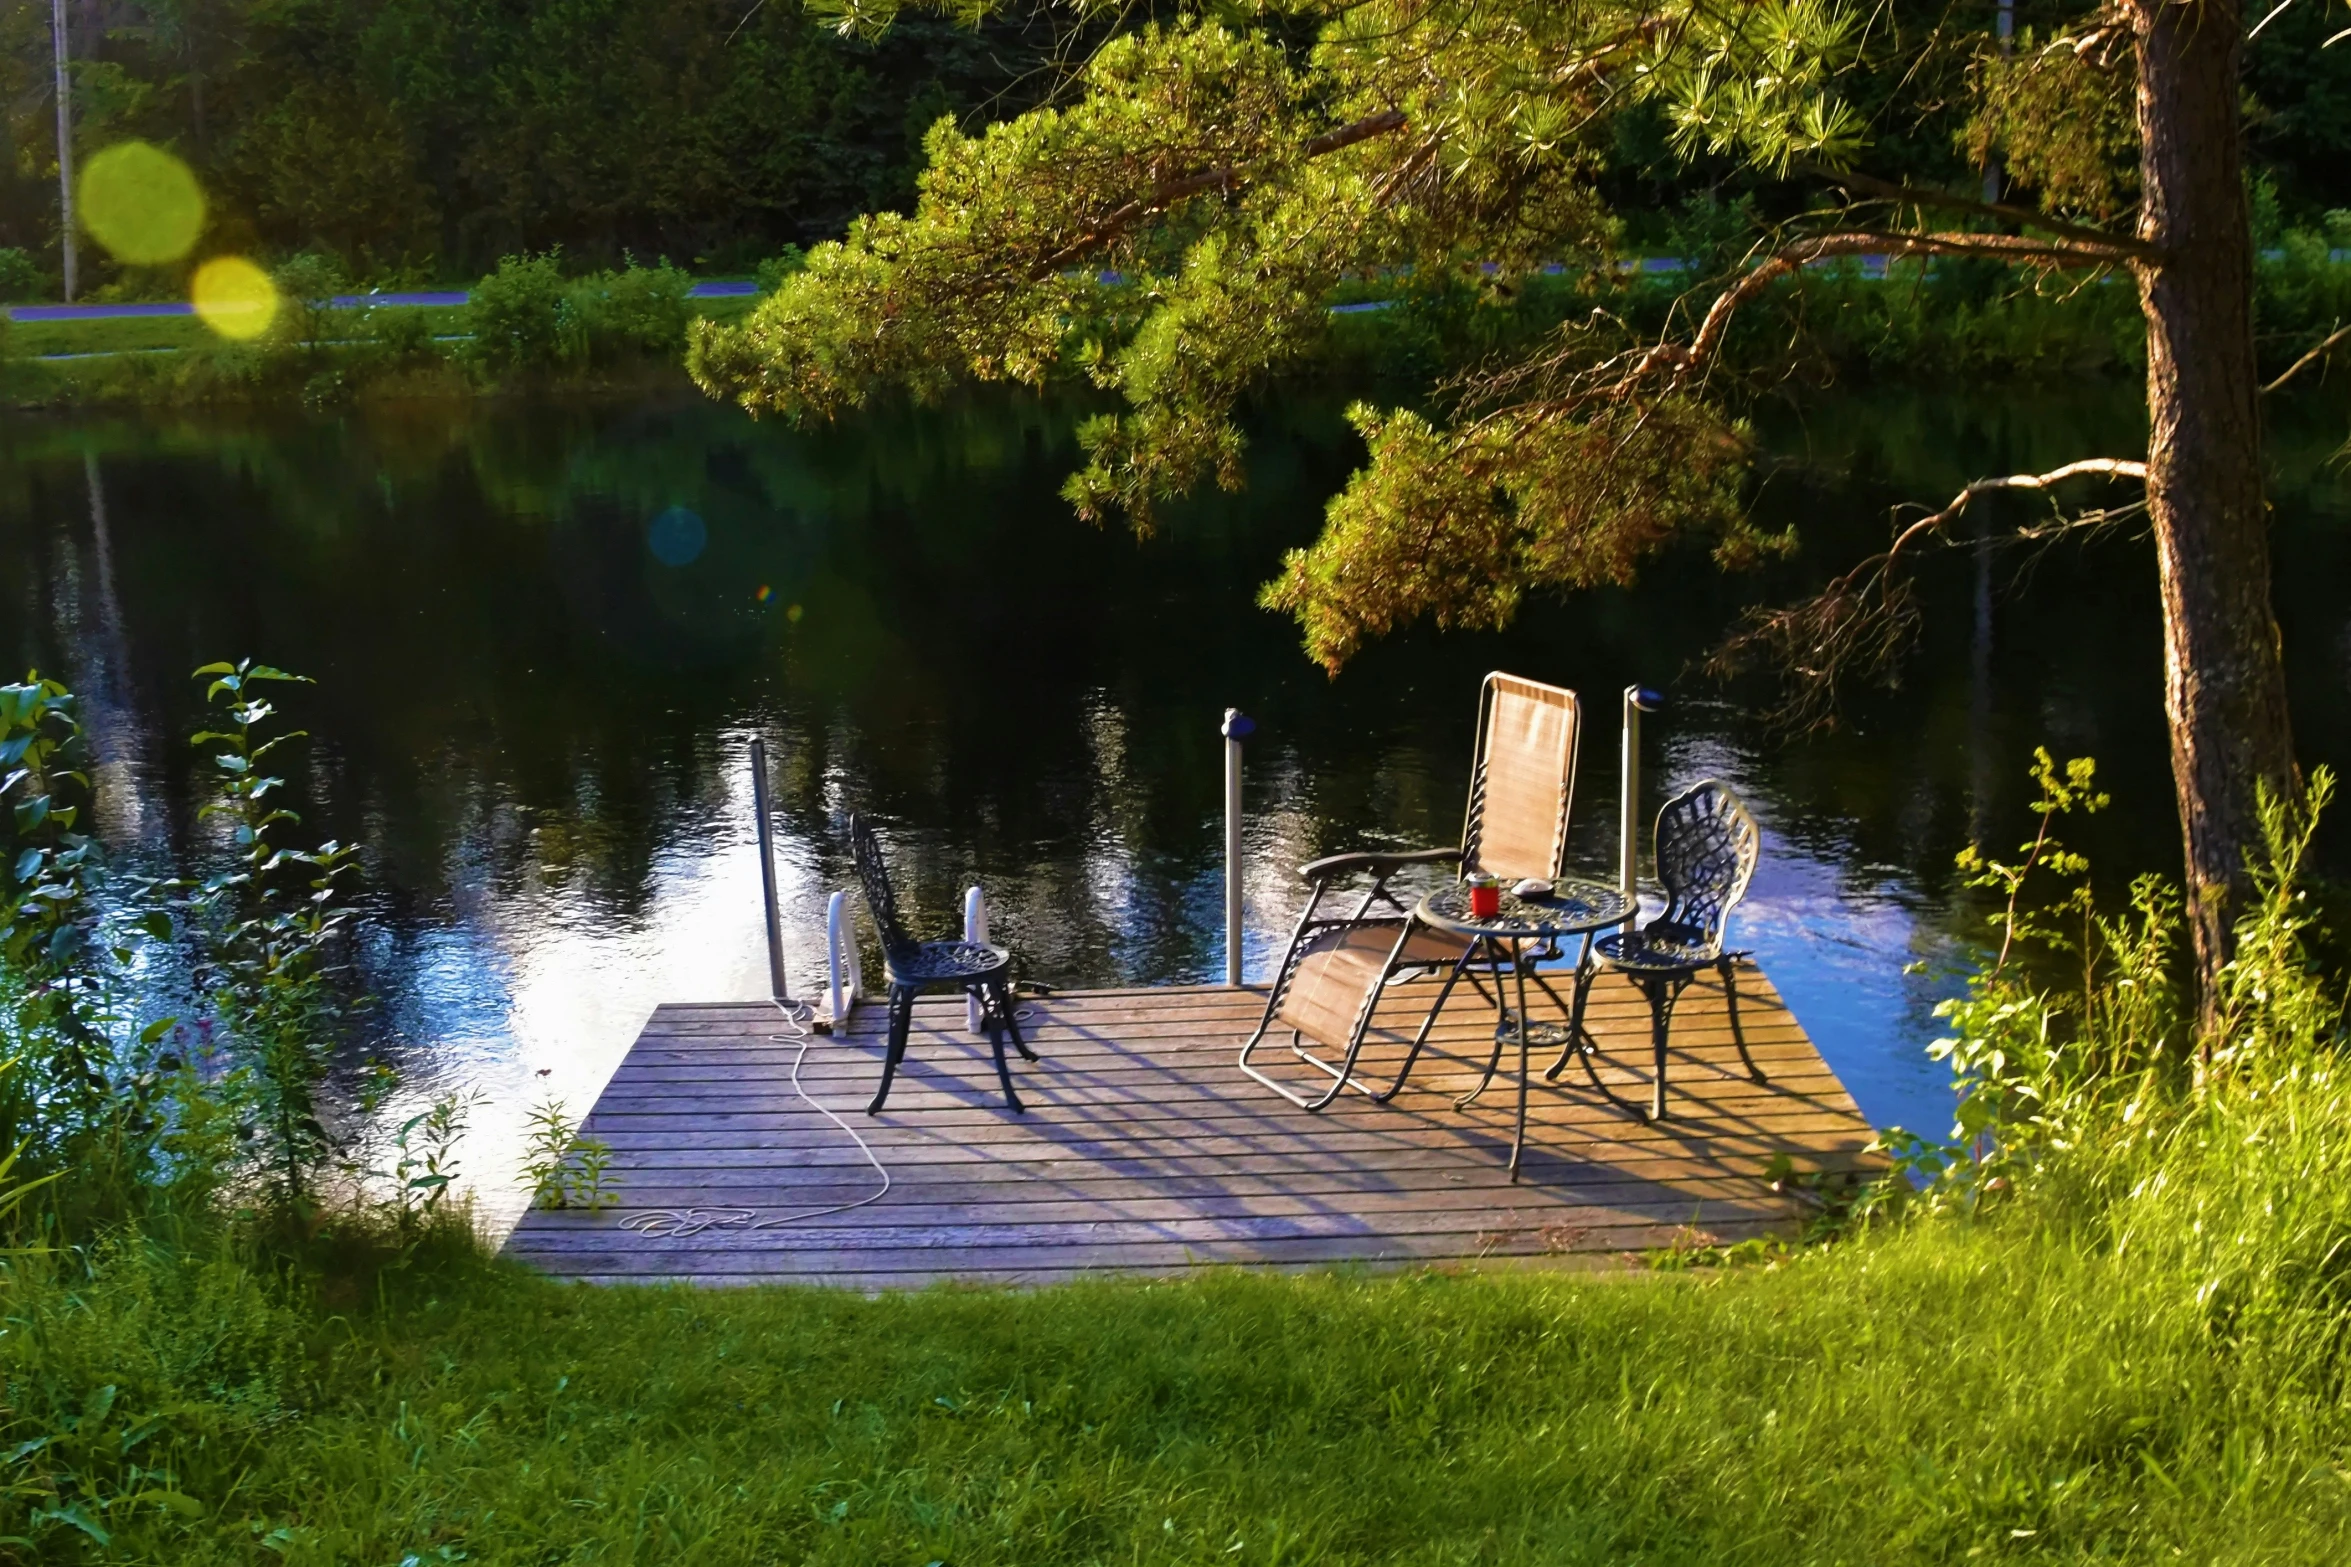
689, 0, 1884, 665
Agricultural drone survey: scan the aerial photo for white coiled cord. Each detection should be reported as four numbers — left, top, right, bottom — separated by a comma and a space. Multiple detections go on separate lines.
617, 996, 893, 1239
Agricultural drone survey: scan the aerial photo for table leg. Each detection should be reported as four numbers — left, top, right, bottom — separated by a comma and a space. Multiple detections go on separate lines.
1510, 946, 1532, 1182
1541, 934, 1598, 1081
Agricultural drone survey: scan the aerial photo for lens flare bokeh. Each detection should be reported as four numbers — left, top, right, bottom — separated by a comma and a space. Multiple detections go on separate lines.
191, 257, 280, 340
647, 507, 708, 567
79, 142, 207, 266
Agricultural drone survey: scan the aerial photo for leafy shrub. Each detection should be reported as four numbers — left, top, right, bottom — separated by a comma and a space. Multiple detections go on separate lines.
0, 247, 43, 303
754, 245, 807, 293
1875, 756, 2341, 1215
469, 253, 693, 374
558, 257, 693, 365
522, 1098, 618, 1209
466, 251, 569, 373
358, 302, 436, 365
269, 251, 348, 355
180, 661, 363, 1220
0, 675, 112, 1190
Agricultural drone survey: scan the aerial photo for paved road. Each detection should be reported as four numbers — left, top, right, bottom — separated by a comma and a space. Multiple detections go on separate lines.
5, 281, 760, 323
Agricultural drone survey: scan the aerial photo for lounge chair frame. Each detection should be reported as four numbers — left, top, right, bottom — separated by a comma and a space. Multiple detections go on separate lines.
1239, 673, 1582, 1110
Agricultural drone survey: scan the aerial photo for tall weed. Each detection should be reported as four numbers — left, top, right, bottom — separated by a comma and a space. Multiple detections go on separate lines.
180, 662, 363, 1223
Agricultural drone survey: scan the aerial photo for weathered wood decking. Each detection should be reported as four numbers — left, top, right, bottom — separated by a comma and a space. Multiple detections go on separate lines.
505, 964, 1881, 1287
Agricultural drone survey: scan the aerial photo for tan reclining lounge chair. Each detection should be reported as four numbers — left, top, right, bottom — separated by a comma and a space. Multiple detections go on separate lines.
1238, 672, 1582, 1110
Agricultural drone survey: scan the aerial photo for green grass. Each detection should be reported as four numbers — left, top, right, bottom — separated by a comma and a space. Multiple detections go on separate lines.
0, 297, 763, 409
4, 314, 220, 357
4, 298, 752, 363
10, 1160, 2350, 1567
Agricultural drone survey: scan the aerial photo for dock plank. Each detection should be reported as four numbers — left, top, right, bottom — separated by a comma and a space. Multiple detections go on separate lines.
504, 964, 1881, 1286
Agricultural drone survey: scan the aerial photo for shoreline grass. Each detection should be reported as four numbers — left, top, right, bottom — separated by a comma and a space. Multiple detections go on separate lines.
12, 1196, 2349, 1566
0, 295, 761, 410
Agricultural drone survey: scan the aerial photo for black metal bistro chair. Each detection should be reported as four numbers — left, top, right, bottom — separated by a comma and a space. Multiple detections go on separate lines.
1580, 779, 1766, 1121
848, 813, 1036, 1114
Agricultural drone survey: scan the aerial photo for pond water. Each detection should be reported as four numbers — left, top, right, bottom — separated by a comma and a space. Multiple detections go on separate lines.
4, 384, 2346, 1222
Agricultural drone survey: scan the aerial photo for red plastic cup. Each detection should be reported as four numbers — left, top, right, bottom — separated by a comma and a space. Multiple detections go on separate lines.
1469, 880, 1501, 918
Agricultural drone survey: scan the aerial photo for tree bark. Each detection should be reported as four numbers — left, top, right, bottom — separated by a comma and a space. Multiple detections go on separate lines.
2132, 0, 2297, 1037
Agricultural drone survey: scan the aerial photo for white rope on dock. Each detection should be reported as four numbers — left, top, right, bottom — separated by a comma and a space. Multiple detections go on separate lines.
617, 997, 892, 1239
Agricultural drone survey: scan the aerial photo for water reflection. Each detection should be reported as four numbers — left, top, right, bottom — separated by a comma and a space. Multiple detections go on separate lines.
2, 386, 2345, 1227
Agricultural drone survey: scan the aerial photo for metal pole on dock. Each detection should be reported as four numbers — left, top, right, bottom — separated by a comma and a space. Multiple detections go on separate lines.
964, 886, 989, 1033
1221, 708, 1255, 986
1619, 686, 1661, 928
749, 737, 789, 1000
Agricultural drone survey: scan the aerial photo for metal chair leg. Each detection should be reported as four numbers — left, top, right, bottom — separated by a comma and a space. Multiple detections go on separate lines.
1644, 976, 1686, 1123
1237, 913, 1343, 1106
983, 983, 1025, 1113
995, 979, 1038, 1062
1370, 944, 1480, 1103
1284, 920, 1437, 1111
1720, 956, 1764, 1083
868, 987, 914, 1114
1290, 992, 1386, 1112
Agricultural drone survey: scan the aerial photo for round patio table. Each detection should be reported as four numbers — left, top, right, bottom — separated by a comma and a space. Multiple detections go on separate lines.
1413, 877, 1632, 1181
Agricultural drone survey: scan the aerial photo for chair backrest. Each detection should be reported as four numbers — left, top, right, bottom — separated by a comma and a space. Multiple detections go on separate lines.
847, 813, 919, 962
1460, 672, 1580, 883
1653, 780, 1760, 942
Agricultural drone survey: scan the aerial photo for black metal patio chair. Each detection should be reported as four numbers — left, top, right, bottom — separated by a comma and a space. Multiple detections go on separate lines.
849, 813, 1036, 1114
1578, 779, 1765, 1121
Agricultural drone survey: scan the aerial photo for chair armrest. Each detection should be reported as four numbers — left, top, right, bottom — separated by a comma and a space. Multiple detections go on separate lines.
1297, 846, 1462, 884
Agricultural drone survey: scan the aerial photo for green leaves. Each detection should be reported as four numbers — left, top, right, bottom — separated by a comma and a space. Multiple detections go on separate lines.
182, 659, 364, 1218
524, 1099, 620, 1210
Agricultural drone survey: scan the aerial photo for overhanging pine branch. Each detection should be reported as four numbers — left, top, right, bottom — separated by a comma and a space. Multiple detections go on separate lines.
1626, 231, 2138, 397
1893, 458, 2151, 551
1712, 458, 2150, 728
2261, 321, 2351, 395
1031, 107, 1408, 277
1800, 164, 2159, 264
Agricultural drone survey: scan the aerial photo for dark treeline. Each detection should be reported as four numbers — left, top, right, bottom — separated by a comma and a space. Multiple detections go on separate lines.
0, 0, 2345, 296
0, 0, 1063, 286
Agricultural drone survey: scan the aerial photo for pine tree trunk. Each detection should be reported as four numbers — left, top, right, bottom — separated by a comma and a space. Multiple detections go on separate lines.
2132, 0, 2297, 1038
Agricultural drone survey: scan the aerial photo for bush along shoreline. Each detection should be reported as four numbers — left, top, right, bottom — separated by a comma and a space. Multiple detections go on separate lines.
5, 661, 2351, 1560
0, 252, 768, 413
6, 222, 2347, 415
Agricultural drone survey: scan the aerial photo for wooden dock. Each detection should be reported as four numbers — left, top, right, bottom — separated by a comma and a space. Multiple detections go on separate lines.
504, 963, 1882, 1287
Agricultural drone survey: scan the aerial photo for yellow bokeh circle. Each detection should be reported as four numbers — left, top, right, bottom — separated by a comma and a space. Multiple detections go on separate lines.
79, 141, 207, 266
191, 257, 280, 341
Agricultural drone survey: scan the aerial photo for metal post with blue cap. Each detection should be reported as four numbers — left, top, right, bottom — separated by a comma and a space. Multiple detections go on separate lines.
1222, 708, 1256, 986
1620, 685, 1663, 930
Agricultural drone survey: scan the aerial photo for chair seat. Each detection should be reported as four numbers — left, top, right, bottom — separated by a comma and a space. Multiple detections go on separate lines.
1594, 922, 1720, 975
1276, 921, 1474, 1045
883, 939, 1013, 989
